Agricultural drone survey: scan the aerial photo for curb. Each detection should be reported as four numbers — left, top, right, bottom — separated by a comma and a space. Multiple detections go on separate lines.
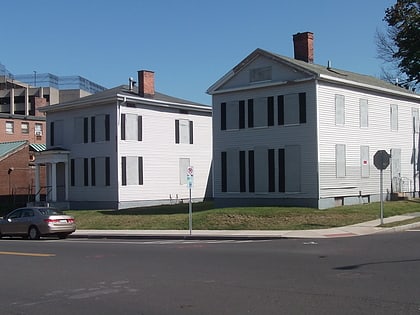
69, 233, 285, 241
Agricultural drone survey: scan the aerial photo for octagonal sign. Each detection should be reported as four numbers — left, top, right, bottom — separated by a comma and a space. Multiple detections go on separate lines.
374, 150, 390, 170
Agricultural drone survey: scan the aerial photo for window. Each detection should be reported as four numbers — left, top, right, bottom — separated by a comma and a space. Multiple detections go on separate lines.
50, 120, 63, 146
336, 144, 346, 178
249, 97, 273, 128
278, 93, 307, 125
6, 121, 14, 134
121, 156, 143, 186
335, 95, 345, 125
250, 66, 272, 82
390, 104, 398, 131
21, 122, 29, 134
284, 145, 301, 192
121, 113, 142, 141
360, 99, 368, 128
179, 158, 190, 185
35, 123, 43, 135
226, 101, 239, 130
71, 158, 87, 187
175, 119, 193, 144
360, 146, 370, 178
74, 117, 84, 143
93, 114, 111, 142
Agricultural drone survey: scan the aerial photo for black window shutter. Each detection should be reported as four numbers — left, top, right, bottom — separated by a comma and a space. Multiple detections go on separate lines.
279, 149, 285, 192
221, 103, 226, 130
299, 93, 307, 124
278, 96, 284, 125
268, 97, 274, 126
138, 157, 143, 185
84, 117, 89, 143
175, 120, 180, 144
91, 158, 96, 186
121, 157, 127, 186
121, 114, 126, 140
105, 157, 110, 186
221, 152, 227, 192
248, 99, 254, 128
50, 122, 55, 146
239, 100, 245, 129
84, 158, 89, 186
70, 159, 75, 186
105, 114, 110, 141
239, 151, 246, 192
138, 116, 142, 141
268, 149, 275, 192
248, 150, 255, 192
91, 117, 96, 142
189, 121, 193, 144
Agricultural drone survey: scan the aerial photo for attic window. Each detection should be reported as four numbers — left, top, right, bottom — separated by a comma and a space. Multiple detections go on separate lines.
250, 66, 272, 83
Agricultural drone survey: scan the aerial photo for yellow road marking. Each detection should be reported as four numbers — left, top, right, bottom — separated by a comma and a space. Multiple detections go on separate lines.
0, 251, 55, 257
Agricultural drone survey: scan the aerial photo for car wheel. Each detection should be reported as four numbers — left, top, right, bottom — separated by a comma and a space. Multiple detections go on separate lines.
28, 226, 40, 240
58, 233, 69, 239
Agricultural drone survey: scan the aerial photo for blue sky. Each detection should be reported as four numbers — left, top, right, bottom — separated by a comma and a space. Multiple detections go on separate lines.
1, 0, 396, 105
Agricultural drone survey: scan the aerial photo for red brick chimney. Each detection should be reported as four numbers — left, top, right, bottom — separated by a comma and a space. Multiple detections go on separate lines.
293, 32, 314, 63
138, 70, 155, 97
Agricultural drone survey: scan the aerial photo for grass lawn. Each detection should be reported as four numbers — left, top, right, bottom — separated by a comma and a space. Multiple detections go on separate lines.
67, 199, 420, 230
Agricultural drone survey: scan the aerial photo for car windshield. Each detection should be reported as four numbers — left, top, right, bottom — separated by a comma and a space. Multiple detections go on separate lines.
38, 208, 63, 215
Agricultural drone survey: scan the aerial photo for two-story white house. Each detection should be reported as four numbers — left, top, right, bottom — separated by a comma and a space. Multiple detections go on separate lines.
35, 70, 212, 209
207, 32, 420, 209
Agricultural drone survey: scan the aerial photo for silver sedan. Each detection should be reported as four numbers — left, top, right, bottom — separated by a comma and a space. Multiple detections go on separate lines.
0, 207, 76, 240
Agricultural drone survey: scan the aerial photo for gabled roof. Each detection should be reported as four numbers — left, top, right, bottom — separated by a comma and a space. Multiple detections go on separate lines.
0, 141, 27, 161
208, 48, 419, 100
40, 85, 212, 113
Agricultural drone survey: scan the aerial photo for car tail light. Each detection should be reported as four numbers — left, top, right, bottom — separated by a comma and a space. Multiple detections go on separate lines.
44, 219, 59, 223
67, 218, 75, 223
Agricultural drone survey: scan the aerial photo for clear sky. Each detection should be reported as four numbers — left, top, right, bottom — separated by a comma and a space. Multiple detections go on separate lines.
1, 0, 396, 105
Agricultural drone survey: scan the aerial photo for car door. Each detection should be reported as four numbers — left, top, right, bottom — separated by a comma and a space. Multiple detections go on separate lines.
20, 209, 35, 234
2, 209, 23, 234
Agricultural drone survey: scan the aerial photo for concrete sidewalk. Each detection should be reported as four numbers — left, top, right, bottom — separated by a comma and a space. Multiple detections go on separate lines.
71, 212, 420, 240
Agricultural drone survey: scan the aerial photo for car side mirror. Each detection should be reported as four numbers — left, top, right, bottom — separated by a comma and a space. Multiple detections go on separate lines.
7, 218, 12, 223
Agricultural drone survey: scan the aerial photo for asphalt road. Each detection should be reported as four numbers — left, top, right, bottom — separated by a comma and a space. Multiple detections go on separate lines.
0, 230, 420, 315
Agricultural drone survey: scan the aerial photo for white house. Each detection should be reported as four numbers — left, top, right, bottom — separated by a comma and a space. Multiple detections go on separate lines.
35, 70, 212, 209
207, 32, 420, 209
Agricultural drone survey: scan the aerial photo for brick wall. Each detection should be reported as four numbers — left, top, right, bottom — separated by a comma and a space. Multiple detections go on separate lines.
0, 117, 46, 143
0, 145, 46, 198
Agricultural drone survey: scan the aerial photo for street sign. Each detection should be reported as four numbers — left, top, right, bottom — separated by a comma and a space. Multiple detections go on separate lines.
186, 166, 194, 189
186, 166, 194, 235
374, 150, 390, 170
373, 150, 390, 225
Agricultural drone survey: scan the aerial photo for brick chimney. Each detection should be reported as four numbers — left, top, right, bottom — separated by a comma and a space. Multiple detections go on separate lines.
293, 32, 314, 63
137, 70, 155, 97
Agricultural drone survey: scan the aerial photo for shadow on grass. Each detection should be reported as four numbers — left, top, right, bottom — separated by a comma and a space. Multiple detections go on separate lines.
99, 201, 214, 216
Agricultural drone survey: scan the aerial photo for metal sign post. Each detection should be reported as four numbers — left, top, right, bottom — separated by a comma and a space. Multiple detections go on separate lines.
186, 166, 194, 235
373, 150, 391, 225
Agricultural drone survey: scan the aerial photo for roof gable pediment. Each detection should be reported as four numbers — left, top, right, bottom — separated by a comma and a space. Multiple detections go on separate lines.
208, 49, 316, 94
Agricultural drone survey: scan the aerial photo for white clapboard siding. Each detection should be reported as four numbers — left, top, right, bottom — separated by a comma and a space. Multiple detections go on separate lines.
118, 105, 212, 204
317, 81, 419, 198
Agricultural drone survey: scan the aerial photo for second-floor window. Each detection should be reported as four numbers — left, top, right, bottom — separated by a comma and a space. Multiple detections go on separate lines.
175, 119, 193, 144
21, 122, 29, 134
6, 121, 14, 134
121, 114, 142, 141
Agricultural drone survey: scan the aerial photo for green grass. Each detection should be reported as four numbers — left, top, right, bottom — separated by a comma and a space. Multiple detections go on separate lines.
380, 216, 420, 228
66, 199, 420, 230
